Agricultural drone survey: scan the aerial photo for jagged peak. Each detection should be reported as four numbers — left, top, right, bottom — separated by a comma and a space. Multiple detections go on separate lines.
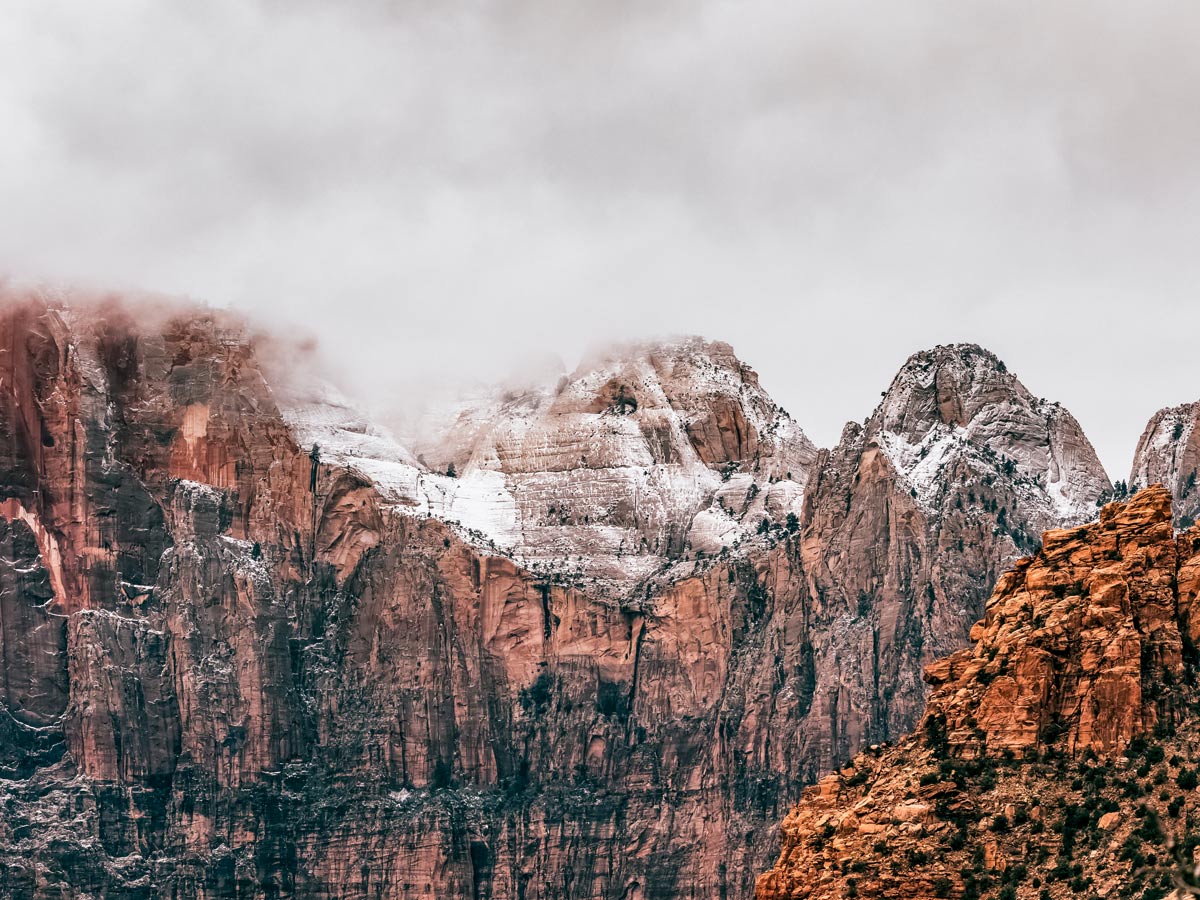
896, 341, 1011, 373
859, 340, 1110, 522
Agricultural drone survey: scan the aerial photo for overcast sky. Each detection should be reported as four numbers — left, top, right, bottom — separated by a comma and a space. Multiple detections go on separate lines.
2, 1, 1199, 476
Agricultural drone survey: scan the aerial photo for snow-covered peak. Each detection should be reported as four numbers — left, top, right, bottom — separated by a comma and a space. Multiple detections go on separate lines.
395, 334, 820, 597
562, 334, 814, 470
876, 343, 1028, 441
871, 343, 1109, 527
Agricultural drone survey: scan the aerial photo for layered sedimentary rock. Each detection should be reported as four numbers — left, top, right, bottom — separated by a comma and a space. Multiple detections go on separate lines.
414, 337, 819, 596
757, 486, 1200, 900
790, 344, 1111, 768
1131, 400, 1200, 527
0, 298, 1112, 900
0, 296, 818, 899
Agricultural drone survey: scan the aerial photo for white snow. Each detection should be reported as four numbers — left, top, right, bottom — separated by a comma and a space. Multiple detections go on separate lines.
876, 426, 966, 507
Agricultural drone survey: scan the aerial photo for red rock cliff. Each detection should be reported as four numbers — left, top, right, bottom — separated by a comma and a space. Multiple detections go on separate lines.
757, 486, 1200, 900
0, 296, 1114, 900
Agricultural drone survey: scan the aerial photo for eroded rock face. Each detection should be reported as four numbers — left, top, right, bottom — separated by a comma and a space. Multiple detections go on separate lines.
418, 337, 819, 596
923, 486, 1180, 759
756, 486, 1200, 900
0, 297, 819, 899
872, 345, 1107, 524
0, 298, 1115, 900
1131, 400, 1200, 527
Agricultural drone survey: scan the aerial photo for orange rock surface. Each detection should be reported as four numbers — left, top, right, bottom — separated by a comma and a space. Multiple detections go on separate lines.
757, 486, 1200, 900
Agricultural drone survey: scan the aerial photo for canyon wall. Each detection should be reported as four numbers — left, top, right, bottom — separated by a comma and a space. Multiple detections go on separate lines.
0, 297, 1109, 899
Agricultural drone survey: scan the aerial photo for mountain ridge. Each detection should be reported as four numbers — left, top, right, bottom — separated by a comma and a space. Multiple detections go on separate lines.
0, 288, 1152, 900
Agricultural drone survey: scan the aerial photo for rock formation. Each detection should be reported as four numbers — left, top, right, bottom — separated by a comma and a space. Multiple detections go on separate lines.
1131, 400, 1200, 528
414, 337, 819, 597
0, 295, 820, 899
0, 295, 1113, 900
792, 344, 1111, 767
757, 486, 1200, 900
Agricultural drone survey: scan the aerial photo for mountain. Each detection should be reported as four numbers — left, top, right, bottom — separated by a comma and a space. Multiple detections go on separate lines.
757, 486, 1199, 900
0, 294, 1113, 900
0, 296, 824, 899
414, 336, 819, 597
1131, 401, 1200, 528
791, 343, 1111, 767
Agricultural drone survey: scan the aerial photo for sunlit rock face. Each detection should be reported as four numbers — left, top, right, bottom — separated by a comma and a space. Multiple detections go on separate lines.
0, 296, 1112, 900
1131, 399, 1200, 527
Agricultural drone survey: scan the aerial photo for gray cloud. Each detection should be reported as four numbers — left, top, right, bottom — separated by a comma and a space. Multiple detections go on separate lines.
2, 0, 1199, 475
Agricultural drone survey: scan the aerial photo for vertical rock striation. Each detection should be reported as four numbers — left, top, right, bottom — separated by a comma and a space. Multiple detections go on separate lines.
0, 297, 1111, 900
757, 486, 1200, 900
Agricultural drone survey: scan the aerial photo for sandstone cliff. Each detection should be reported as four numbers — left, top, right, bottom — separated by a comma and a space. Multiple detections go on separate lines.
0, 295, 825, 899
0, 296, 1113, 900
757, 485, 1200, 900
1131, 401, 1200, 528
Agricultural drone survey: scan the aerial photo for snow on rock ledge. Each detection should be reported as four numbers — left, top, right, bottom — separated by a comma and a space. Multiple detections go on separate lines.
410, 336, 819, 596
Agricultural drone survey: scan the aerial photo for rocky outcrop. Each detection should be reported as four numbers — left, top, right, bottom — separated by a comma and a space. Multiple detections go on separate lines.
1131, 400, 1200, 527
757, 486, 1200, 900
923, 486, 1181, 759
0, 297, 1115, 900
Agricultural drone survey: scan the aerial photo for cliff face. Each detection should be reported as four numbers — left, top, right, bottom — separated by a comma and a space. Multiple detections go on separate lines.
1131, 401, 1200, 528
792, 344, 1112, 767
0, 299, 1112, 900
757, 486, 1200, 900
0, 297, 821, 899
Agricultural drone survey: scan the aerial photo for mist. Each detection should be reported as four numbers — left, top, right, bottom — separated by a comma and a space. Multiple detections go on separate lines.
3, 1, 1200, 476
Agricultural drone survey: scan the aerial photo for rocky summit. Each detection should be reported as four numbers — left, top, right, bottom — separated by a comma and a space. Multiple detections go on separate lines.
793, 343, 1110, 767
757, 485, 1200, 900
411, 336, 819, 598
0, 293, 1131, 900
